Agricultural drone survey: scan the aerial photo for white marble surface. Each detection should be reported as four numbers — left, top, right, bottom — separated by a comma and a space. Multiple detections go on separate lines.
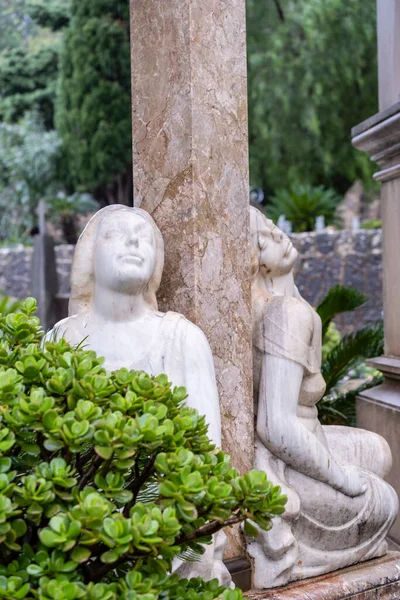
50, 205, 229, 582
247, 206, 398, 588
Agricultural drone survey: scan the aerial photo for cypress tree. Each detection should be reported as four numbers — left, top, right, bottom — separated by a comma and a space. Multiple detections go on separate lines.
56, 0, 132, 204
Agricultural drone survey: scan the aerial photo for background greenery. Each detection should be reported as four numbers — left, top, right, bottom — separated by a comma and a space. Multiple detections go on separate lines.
55, 0, 132, 206
0, 0, 380, 238
317, 285, 384, 426
0, 0, 132, 244
247, 0, 378, 197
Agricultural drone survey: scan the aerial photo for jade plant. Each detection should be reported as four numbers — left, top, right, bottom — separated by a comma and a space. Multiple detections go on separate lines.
0, 298, 286, 600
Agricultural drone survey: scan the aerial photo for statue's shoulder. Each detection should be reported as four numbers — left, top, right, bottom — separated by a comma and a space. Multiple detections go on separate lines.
261, 296, 315, 344
162, 311, 210, 347
267, 295, 313, 322
46, 314, 86, 344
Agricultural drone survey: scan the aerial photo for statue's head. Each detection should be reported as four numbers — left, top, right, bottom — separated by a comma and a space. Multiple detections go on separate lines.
69, 205, 164, 315
250, 206, 298, 279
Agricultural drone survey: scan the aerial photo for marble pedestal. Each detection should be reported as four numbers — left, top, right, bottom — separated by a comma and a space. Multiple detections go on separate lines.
246, 552, 400, 600
130, 0, 253, 558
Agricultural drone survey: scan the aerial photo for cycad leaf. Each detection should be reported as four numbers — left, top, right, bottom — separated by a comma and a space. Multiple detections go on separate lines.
267, 184, 340, 232
176, 545, 205, 563
318, 374, 383, 426
135, 480, 159, 504
322, 323, 383, 394
317, 285, 367, 339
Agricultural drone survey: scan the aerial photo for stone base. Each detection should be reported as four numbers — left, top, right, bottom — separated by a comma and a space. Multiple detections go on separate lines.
246, 552, 400, 599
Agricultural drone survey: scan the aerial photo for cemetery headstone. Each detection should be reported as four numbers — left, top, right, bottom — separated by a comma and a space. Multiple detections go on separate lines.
31, 201, 58, 331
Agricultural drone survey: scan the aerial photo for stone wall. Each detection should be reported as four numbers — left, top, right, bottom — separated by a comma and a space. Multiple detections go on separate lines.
0, 244, 74, 306
0, 229, 383, 333
292, 229, 383, 332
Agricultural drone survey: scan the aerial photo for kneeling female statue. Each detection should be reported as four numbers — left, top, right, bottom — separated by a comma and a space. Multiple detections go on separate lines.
247, 206, 398, 588
51, 205, 230, 584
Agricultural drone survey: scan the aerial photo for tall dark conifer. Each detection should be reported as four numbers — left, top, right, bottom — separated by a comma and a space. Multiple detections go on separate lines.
56, 0, 132, 204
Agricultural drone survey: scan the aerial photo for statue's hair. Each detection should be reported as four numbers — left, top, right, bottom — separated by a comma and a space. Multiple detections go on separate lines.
250, 205, 302, 301
68, 205, 164, 316
249, 206, 275, 279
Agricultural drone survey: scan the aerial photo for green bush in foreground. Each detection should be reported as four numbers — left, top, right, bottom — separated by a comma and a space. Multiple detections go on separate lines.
0, 298, 286, 599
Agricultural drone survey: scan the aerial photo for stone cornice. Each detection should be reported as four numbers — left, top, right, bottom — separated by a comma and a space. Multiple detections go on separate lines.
352, 105, 400, 182
352, 100, 400, 137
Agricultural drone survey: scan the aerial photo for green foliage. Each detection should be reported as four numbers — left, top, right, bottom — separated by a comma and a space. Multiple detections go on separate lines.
55, 0, 132, 202
0, 46, 59, 128
267, 185, 340, 232
322, 324, 383, 393
0, 295, 23, 317
0, 298, 286, 598
0, 113, 61, 241
0, 1, 69, 128
360, 219, 382, 230
247, 0, 378, 194
47, 193, 97, 218
47, 192, 98, 244
321, 322, 340, 363
0, 0, 31, 53
0, 113, 94, 243
317, 284, 367, 339
316, 285, 383, 425
26, 0, 70, 31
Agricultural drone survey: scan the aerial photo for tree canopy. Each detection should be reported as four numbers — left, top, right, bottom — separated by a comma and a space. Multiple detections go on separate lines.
247, 0, 378, 196
0, 0, 31, 52
0, 0, 381, 240
55, 0, 132, 204
0, 46, 59, 128
0, 0, 69, 129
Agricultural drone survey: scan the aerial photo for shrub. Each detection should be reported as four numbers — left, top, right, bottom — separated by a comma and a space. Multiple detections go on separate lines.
360, 219, 382, 230
0, 113, 96, 244
316, 285, 383, 425
55, 0, 132, 204
267, 185, 340, 232
0, 113, 61, 243
47, 192, 98, 244
321, 322, 341, 363
0, 298, 286, 599
0, 294, 23, 316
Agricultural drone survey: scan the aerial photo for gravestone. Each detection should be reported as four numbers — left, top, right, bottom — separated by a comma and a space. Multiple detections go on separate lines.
31, 201, 58, 331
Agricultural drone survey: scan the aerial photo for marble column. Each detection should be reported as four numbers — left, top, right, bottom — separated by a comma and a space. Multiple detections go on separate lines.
130, 0, 253, 562
352, 0, 400, 548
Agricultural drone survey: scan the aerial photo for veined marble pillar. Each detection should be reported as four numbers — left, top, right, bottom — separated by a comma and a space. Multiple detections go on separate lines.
130, 0, 253, 564
352, 0, 400, 548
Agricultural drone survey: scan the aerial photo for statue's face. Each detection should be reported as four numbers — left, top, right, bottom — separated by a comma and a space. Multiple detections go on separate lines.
255, 219, 298, 277
93, 211, 157, 294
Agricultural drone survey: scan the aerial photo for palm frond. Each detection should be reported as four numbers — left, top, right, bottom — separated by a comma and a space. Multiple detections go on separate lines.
176, 545, 205, 563
317, 285, 367, 339
135, 481, 159, 504
322, 323, 383, 394
267, 184, 340, 232
316, 399, 352, 426
318, 374, 383, 426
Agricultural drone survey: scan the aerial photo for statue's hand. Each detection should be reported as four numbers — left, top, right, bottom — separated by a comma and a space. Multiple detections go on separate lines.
338, 465, 367, 497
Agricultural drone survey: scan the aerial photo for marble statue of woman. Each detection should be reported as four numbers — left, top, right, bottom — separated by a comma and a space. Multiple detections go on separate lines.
247, 206, 398, 588
51, 204, 230, 584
